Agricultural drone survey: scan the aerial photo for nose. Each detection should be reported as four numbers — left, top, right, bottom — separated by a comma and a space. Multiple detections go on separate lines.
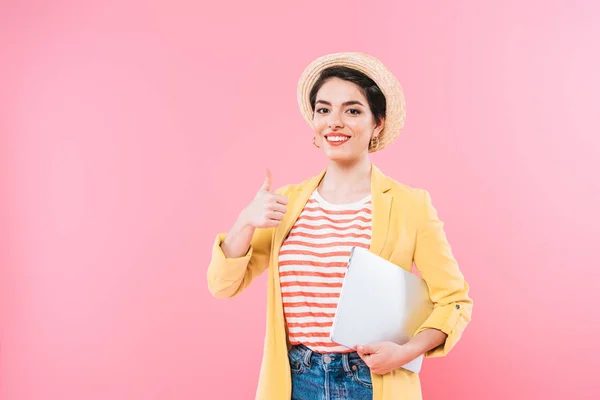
328, 112, 343, 129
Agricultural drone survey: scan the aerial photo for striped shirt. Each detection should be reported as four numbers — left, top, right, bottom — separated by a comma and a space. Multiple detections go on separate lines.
279, 189, 373, 353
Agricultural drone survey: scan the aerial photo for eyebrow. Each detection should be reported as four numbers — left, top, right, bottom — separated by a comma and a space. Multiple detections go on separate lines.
315, 100, 365, 107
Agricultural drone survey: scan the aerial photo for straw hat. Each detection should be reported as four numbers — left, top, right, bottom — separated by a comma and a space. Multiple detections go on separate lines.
297, 52, 406, 152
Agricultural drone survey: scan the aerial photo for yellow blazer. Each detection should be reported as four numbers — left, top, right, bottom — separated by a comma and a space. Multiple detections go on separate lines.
207, 164, 473, 400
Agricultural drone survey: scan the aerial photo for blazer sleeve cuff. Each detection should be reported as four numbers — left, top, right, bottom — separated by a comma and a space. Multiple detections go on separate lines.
207, 233, 253, 295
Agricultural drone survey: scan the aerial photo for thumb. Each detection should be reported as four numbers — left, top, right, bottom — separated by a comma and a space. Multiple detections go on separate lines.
261, 168, 272, 192
357, 344, 377, 354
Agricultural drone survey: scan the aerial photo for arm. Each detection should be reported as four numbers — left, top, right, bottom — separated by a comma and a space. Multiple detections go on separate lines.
403, 328, 448, 358
207, 184, 289, 299
357, 189, 473, 373
409, 189, 474, 358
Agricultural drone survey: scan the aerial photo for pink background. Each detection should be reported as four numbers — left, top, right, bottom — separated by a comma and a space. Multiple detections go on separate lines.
2, 0, 599, 399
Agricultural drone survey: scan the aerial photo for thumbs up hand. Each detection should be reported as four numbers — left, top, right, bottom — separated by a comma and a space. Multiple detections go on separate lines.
241, 169, 289, 229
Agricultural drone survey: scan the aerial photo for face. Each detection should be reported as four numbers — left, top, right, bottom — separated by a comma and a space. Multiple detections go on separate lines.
312, 77, 384, 162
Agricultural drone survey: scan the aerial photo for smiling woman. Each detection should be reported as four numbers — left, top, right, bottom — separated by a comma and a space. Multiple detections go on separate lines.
309, 66, 387, 161
207, 52, 474, 400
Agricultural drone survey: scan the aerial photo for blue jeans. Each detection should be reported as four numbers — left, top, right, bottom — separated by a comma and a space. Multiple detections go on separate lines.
288, 344, 373, 400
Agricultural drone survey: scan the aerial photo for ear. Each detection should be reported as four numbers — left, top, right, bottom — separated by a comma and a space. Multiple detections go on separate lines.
373, 116, 385, 137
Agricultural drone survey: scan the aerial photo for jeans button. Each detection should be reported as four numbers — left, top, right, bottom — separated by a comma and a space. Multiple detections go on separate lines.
323, 355, 332, 364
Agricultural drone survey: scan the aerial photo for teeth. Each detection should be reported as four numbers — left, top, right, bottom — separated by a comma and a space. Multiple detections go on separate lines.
327, 136, 349, 142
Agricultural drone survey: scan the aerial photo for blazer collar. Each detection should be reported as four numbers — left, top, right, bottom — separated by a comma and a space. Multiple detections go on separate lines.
274, 163, 393, 256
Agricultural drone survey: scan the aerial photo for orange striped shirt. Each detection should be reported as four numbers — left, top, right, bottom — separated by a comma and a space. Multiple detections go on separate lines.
279, 189, 372, 353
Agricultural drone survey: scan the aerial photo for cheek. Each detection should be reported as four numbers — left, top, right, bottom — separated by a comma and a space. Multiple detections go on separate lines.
313, 117, 327, 133
347, 119, 371, 139
347, 116, 370, 131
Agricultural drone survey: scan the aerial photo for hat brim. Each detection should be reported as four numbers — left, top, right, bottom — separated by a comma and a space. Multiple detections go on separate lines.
297, 52, 406, 152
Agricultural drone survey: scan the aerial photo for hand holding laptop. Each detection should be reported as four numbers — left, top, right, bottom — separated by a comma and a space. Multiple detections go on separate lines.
355, 341, 424, 376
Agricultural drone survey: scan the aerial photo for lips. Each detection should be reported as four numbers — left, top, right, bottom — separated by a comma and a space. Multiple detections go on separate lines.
324, 133, 351, 146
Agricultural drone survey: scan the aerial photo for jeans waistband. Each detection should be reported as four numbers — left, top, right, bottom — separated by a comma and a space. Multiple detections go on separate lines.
290, 343, 364, 372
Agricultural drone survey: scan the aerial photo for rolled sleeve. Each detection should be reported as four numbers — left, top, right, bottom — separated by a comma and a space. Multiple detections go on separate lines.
412, 189, 474, 358
208, 233, 251, 278
207, 227, 272, 298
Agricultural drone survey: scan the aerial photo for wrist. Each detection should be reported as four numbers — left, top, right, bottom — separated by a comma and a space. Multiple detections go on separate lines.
397, 340, 423, 364
235, 208, 253, 231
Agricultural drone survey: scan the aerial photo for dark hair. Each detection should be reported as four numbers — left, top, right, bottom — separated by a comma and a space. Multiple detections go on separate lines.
309, 66, 386, 126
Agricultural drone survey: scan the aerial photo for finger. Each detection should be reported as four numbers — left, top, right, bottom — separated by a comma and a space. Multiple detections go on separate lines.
357, 344, 377, 354
267, 211, 285, 221
264, 219, 281, 228
261, 169, 272, 192
272, 193, 288, 205
270, 203, 287, 214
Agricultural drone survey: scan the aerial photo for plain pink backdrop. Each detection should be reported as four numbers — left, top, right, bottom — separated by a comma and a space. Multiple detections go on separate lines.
2, 0, 599, 399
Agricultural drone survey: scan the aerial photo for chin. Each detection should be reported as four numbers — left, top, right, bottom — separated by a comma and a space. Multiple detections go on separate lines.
324, 149, 359, 163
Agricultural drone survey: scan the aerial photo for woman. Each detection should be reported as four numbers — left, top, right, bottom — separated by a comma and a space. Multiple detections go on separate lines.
207, 52, 473, 400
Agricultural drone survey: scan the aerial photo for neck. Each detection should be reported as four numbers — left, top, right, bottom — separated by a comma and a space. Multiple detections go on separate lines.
319, 154, 372, 193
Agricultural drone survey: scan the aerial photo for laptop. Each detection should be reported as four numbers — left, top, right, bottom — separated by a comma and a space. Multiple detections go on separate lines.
330, 246, 434, 373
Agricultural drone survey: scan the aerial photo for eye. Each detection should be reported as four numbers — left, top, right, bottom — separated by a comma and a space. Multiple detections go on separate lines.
316, 108, 329, 114
347, 109, 361, 115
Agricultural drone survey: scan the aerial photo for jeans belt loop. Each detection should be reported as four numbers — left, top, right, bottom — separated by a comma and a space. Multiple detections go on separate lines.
303, 346, 313, 367
342, 352, 351, 373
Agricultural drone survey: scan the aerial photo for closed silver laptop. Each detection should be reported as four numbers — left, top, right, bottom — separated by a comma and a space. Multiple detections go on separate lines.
330, 246, 433, 373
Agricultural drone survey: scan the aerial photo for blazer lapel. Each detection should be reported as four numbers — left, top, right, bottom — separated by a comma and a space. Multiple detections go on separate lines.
369, 164, 393, 257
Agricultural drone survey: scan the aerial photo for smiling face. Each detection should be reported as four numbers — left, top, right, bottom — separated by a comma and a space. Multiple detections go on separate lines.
312, 77, 384, 163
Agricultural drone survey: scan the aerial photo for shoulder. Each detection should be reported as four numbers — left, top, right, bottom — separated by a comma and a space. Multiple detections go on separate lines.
381, 173, 431, 207
381, 176, 440, 226
387, 177, 423, 196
